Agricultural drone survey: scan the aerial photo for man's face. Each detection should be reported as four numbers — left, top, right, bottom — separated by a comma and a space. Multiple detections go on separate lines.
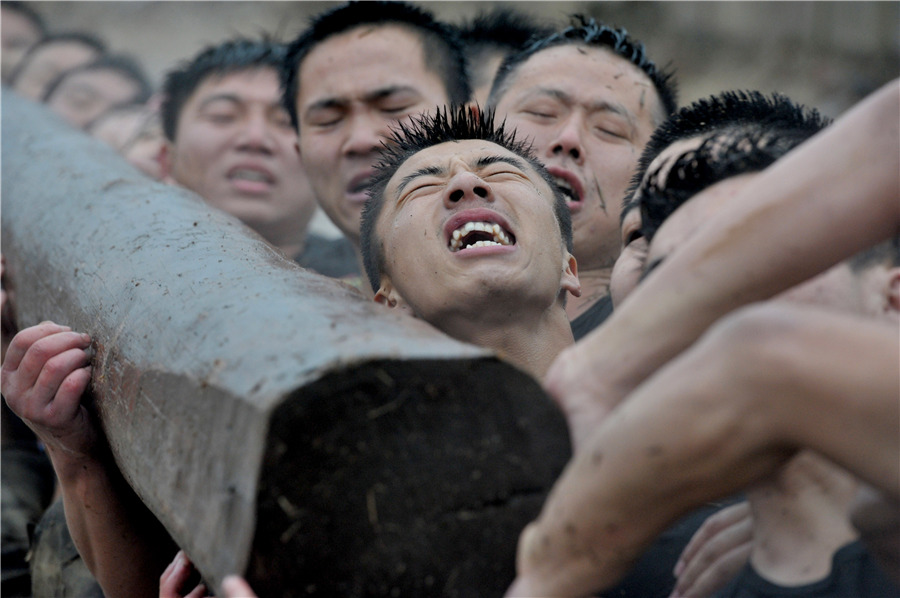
46, 69, 142, 129
374, 138, 579, 329
1, 7, 42, 83
12, 41, 101, 101
164, 68, 317, 241
296, 25, 451, 246
492, 44, 663, 271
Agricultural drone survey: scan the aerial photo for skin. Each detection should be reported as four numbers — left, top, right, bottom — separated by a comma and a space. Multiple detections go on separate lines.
295, 25, 451, 250
11, 41, 101, 101
45, 68, 144, 129
509, 304, 900, 597
647, 171, 898, 591
491, 44, 663, 321
373, 138, 580, 378
90, 107, 165, 180
160, 68, 317, 258
1, 6, 43, 83
509, 78, 900, 596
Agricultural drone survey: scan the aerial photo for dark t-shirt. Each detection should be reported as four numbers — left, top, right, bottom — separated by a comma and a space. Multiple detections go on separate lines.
713, 540, 900, 598
571, 294, 613, 341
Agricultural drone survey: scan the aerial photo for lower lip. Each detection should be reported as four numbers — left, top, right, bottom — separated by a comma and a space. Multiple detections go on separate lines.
346, 190, 370, 205
230, 178, 273, 195
450, 244, 517, 258
566, 199, 583, 213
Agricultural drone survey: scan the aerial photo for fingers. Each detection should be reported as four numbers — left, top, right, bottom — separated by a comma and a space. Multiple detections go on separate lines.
671, 502, 753, 598
2, 321, 73, 372
160, 550, 207, 598
675, 501, 751, 576
221, 575, 257, 598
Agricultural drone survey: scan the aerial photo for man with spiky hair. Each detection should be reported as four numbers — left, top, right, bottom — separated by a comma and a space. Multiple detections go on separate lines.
612, 90, 831, 308
360, 105, 580, 379
456, 8, 554, 106
488, 15, 677, 340
279, 1, 470, 282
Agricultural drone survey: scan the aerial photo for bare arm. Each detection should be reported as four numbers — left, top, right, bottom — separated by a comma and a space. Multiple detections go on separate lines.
2, 322, 175, 598
511, 305, 900, 597
547, 79, 900, 450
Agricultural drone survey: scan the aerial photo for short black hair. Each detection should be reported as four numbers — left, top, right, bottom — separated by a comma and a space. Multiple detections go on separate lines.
488, 14, 677, 120
281, 0, 470, 131
160, 37, 286, 142
8, 31, 107, 85
633, 91, 830, 243
360, 105, 573, 293
42, 54, 153, 104
457, 8, 555, 94
1, 1, 46, 36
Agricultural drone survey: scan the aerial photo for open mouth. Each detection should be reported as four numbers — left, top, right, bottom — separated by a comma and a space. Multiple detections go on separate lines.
449, 221, 516, 252
229, 167, 275, 185
552, 175, 581, 205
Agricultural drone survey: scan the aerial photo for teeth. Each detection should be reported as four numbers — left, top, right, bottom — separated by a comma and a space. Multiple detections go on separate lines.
552, 176, 578, 201
449, 221, 512, 252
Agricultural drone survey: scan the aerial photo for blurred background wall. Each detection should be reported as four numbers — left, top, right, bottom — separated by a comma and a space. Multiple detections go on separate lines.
27, 1, 899, 120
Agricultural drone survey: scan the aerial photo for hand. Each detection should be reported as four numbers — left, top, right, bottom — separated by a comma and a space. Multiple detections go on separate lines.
159, 551, 208, 598
221, 576, 258, 598
1, 321, 96, 458
670, 501, 752, 598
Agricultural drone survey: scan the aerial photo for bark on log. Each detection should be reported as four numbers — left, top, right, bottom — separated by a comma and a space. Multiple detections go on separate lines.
1, 92, 571, 596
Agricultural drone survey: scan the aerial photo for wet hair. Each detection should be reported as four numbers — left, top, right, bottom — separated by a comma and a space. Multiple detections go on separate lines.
160, 37, 285, 141
42, 54, 153, 104
281, 0, 470, 131
360, 105, 573, 293
457, 8, 555, 94
488, 14, 677, 121
2, 1, 46, 36
634, 91, 831, 243
8, 32, 106, 85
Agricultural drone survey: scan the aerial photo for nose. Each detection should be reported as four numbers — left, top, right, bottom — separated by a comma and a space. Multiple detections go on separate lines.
549, 115, 584, 163
443, 171, 492, 208
343, 111, 388, 157
236, 112, 276, 154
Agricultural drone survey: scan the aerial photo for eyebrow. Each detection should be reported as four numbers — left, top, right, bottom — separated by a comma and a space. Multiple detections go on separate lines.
395, 154, 530, 196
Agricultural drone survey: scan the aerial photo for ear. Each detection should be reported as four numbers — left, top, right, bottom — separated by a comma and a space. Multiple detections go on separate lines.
561, 252, 581, 298
373, 277, 415, 315
157, 141, 177, 185
886, 267, 900, 315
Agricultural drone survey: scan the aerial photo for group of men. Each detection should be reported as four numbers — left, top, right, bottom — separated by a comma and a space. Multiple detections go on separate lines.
2, 1, 898, 597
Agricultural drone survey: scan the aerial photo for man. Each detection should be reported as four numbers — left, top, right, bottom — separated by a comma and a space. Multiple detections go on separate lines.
488, 15, 677, 339
43, 54, 153, 130
509, 80, 900, 597
360, 105, 580, 379
6, 105, 580, 598
279, 0, 470, 282
158, 37, 354, 277
9, 32, 106, 101
1, 0, 46, 84
456, 8, 553, 106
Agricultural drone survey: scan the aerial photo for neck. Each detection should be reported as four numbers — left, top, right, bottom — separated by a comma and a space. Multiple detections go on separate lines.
566, 266, 611, 321
746, 451, 859, 585
442, 305, 574, 380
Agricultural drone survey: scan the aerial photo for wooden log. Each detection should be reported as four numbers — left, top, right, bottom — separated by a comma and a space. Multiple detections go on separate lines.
1, 92, 571, 596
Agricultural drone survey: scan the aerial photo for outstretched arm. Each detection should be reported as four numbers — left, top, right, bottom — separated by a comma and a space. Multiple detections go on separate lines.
547, 79, 900, 450
512, 305, 900, 597
2, 321, 175, 598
